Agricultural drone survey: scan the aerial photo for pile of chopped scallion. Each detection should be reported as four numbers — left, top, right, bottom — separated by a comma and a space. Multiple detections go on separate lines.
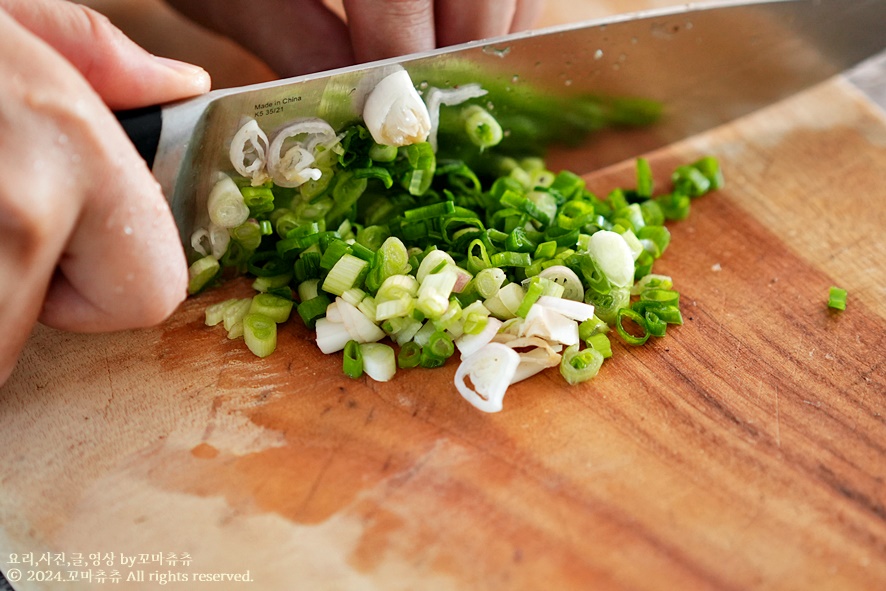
188, 70, 723, 412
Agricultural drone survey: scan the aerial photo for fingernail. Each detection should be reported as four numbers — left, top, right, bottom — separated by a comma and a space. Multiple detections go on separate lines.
153, 55, 212, 91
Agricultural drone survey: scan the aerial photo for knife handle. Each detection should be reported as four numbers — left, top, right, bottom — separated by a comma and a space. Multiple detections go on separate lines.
116, 105, 162, 169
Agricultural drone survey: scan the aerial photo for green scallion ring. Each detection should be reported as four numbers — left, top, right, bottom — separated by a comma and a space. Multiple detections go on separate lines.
616, 308, 651, 346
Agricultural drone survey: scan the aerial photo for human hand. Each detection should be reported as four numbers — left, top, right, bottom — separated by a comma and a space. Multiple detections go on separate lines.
164, 0, 544, 78
0, 0, 210, 386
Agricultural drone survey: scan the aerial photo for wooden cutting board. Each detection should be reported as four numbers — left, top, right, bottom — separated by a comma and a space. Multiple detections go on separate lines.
1, 76, 885, 590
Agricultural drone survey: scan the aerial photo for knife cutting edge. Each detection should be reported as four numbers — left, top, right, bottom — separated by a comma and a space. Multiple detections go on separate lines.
116, 0, 886, 251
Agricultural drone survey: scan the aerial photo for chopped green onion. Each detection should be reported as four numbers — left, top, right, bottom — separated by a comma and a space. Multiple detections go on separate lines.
828, 286, 847, 311
559, 344, 604, 385
398, 341, 422, 368
249, 293, 294, 323
420, 347, 448, 368
323, 253, 368, 296
636, 157, 654, 198
205, 298, 238, 327
222, 298, 252, 333
243, 313, 277, 358
490, 251, 531, 268
586, 333, 612, 358
615, 308, 650, 346
297, 294, 331, 329
462, 105, 503, 148
428, 330, 455, 359
188, 255, 220, 295
360, 343, 396, 381
252, 274, 292, 293
343, 340, 364, 378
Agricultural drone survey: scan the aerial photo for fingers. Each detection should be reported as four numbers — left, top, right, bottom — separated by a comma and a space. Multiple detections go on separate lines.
165, 0, 355, 78
510, 0, 545, 34
0, 5, 187, 383
435, 0, 544, 46
0, 0, 210, 109
342, 0, 436, 63
343, 0, 544, 63
434, 0, 518, 47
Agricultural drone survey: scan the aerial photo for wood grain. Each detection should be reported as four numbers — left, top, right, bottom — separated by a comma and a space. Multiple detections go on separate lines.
1, 77, 884, 590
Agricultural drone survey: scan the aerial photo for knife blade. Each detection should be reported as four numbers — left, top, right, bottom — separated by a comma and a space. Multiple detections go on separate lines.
118, 0, 886, 249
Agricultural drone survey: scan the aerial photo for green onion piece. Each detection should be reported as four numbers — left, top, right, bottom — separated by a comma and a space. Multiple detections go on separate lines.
416, 269, 458, 319
349, 241, 376, 263
691, 156, 724, 191
222, 298, 252, 332
428, 330, 455, 359
506, 227, 536, 253
243, 313, 277, 358
474, 267, 506, 299
343, 340, 364, 379
462, 105, 503, 149
466, 238, 492, 274
205, 298, 238, 327
359, 343, 396, 382
828, 286, 847, 311
300, 170, 334, 201
404, 201, 456, 221
644, 311, 667, 337
356, 225, 391, 251
229, 220, 262, 251
250, 293, 294, 323
226, 320, 245, 340
636, 157, 654, 198
490, 251, 531, 268
500, 190, 552, 225
462, 301, 491, 335
616, 308, 650, 346
319, 238, 352, 271
586, 333, 612, 358
398, 341, 422, 369
274, 210, 300, 238
639, 199, 665, 226
401, 143, 436, 196
434, 300, 463, 332
641, 289, 680, 306
420, 347, 447, 368
672, 164, 711, 197
658, 192, 691, 221
550, 170, 586, 201
515, 278, 546, 318
324, 170, 369, 226
369, 142, 398, 162
534, 240, 558, 259
578, 315, 609, 340
241, 185, 275, 215
634, 250, 655, 282
632, 273, 674, 294
632, 300, 683, 325
252, 274, 293, 293
298, 279, 320, 302
354, 166, 394, 189
294, 251, 322, 282
187, 255, 220, 295
559, 344, 604, 385
323, 253, 368, 296
297, 294, 331, 329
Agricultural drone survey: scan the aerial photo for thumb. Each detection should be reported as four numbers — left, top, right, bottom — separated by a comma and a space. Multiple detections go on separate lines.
0, 0, 210, 110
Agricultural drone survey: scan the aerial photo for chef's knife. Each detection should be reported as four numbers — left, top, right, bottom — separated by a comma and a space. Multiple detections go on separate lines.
118, 0, 886, 250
